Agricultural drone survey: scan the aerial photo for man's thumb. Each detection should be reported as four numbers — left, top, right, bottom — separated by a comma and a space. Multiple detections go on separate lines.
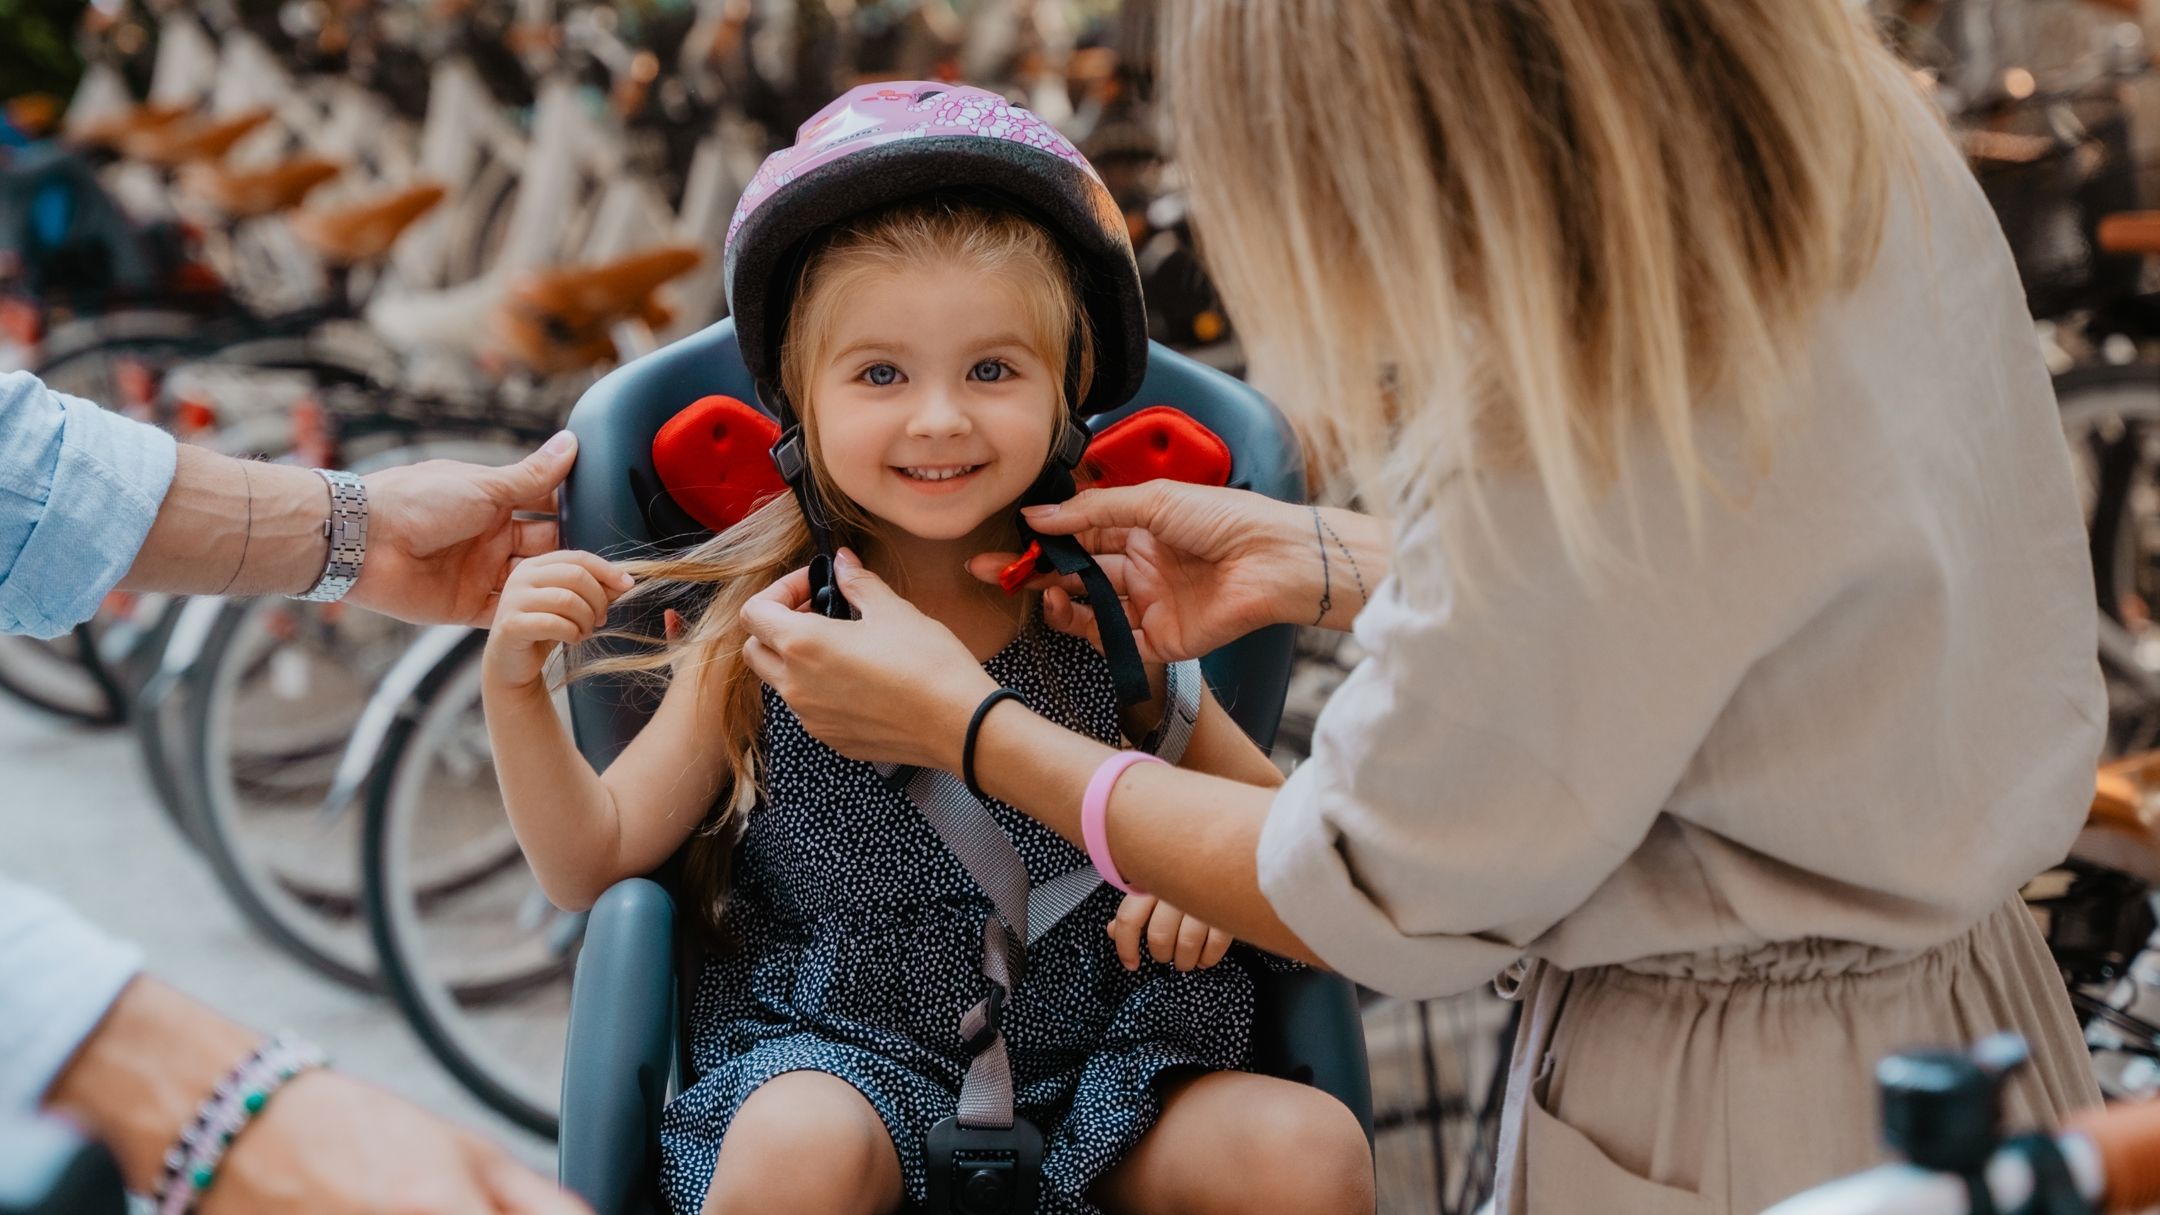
496, 430, 579, 502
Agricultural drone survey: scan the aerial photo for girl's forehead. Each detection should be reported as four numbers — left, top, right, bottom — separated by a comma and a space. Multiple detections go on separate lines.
823, 264, 1045, 354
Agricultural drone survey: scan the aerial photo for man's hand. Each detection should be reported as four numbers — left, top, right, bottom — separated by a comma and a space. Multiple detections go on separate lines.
350, 432, 579, 627
202, 1071, 589, 1215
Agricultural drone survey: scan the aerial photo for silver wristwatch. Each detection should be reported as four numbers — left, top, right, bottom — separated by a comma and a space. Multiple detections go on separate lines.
291, 468, 368, 604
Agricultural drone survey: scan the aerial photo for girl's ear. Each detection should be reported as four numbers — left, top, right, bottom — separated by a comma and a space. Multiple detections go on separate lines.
652, 395, 790, 532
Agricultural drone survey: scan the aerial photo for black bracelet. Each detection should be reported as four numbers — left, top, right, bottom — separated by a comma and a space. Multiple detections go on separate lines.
964, 688, 1026, 801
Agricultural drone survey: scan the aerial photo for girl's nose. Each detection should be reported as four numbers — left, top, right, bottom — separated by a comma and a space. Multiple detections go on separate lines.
905, 387, 972, 439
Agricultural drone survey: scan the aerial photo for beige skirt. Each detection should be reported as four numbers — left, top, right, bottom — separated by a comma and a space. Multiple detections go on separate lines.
1492, 897, 2100, 1214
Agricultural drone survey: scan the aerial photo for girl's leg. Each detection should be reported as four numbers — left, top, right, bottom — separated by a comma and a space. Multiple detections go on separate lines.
700, 1071, 906, 1215
1093, 1071, 1375, 1215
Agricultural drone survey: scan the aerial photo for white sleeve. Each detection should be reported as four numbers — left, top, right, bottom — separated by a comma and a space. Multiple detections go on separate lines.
0, 880, 144, 1111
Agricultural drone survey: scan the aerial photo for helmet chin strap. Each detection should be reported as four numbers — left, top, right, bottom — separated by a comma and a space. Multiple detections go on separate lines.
762, 384, 852, 621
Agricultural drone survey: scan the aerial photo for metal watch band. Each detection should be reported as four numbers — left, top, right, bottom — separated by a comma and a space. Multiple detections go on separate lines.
291, 468, 367, 604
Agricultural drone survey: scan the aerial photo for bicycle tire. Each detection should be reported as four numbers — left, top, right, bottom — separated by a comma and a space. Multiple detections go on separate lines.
361, 629, 572, 1137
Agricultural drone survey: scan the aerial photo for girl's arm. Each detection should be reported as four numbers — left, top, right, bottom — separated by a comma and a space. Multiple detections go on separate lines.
483, 553, 734, 910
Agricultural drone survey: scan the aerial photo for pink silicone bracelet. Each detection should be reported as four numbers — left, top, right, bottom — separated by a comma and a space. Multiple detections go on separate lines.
1083, 751, 1166, 895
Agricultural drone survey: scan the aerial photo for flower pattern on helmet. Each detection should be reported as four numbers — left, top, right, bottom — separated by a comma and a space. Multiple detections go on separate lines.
725, 83, 1095, 250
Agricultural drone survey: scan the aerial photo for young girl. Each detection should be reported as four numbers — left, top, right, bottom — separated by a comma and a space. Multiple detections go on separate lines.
481, 86, 1372, 1215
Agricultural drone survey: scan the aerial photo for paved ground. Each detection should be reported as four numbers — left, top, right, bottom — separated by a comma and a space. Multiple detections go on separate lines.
0, 693, 556, 1174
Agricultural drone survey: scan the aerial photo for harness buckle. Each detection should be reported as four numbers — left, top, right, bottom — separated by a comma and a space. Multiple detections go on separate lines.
962, 984, 1006, 1056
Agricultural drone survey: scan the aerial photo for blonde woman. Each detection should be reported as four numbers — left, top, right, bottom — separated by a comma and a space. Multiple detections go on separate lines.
738, 2, 2108, 1210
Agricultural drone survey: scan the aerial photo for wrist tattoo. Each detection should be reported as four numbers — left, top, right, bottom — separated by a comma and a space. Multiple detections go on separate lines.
215, 460, 255, 597
1315, 512, 1367, 609
1310, 506, 1331, 626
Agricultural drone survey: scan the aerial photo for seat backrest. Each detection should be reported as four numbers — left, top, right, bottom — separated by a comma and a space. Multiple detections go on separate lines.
559, 319, 1368, 1141
561, 317, 1302, 765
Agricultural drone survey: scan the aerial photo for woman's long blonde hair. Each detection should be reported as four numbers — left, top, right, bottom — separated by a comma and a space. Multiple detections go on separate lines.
583, 197, 1090, 941
1164, 0, 1912, 579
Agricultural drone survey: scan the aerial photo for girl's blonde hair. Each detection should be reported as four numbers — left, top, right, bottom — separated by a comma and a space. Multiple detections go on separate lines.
1163, 0, 1912, 580
586, 197, 1091, 942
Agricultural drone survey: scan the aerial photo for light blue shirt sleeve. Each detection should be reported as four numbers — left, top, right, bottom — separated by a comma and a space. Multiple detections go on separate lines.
0, 369, 178, 639
0, 881, 144, 1111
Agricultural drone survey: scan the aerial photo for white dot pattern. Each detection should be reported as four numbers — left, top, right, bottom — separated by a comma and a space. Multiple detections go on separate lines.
657, 617, 1270, 1213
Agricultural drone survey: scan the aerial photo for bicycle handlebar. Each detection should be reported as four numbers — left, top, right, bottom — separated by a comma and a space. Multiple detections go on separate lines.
1763, 1101, 2160, 1215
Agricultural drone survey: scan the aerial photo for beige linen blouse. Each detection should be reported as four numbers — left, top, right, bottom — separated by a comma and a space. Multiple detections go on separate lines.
1255, 86, 2108, 1001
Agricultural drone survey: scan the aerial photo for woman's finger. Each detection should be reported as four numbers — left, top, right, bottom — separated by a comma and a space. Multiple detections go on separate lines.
741, 633, 783, 686
1199, 927, 1235, 970
1020, 484, 1171, 537
748, 565, 815, 614
1109, 895, 1156, 971
1174, 914, 1211, 972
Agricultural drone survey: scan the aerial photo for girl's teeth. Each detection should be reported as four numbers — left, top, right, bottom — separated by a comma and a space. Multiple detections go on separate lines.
903, 465, 978, 482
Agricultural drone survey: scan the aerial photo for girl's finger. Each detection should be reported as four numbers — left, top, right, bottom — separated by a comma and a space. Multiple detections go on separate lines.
1109, 895, 1156, 971
518, 586, 600, 635
1146, 900, 1183, 965
1174, 913, 1210, 972
1199, 927, 1234, 970
501, 613, 582, 647
525, 567, 612, 628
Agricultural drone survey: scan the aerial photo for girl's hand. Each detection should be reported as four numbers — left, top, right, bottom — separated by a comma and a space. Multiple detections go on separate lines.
1108, 893, 1235, 972
481, 550, 635, 691
738, 549, 998, 771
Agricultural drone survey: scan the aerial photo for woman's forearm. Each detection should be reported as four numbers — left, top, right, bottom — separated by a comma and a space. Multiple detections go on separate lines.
481, 677, 626, 910
120, 445, 333, 597
1288, 505, 1391, 633
969, 704, 1318, 964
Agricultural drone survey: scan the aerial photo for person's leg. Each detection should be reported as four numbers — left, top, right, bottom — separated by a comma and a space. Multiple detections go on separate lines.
1093, 1071, 1374, 1215
700, 1070, 906, 1215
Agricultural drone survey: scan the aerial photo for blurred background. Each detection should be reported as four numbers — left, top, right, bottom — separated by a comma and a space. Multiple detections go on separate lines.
21, 2, 2160, 1212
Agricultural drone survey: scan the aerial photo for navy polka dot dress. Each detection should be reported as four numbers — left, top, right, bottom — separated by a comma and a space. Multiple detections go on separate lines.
656, 616, 1268, 1214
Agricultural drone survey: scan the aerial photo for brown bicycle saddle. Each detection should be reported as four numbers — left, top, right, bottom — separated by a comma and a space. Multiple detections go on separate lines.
496, 245, 705, 374
289, 183, 448, 266
185, 156, 344, 220
122, 109, 273, 168
68, 102, 190, 151
2099, 212, 2160, 258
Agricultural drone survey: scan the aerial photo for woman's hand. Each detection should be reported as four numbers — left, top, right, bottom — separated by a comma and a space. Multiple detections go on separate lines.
1108, 893, 1234, 972
968, 481, 1383, 661
738, 550, 998, 771
481, 549, 635, 691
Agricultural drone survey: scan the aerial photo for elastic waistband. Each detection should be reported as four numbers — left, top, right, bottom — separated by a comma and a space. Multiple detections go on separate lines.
1604, 903, 2011, 987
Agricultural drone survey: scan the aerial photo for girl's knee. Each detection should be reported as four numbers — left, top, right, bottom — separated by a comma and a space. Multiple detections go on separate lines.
704, 1073, 901, 1215
1227, 1088, 1375, 1215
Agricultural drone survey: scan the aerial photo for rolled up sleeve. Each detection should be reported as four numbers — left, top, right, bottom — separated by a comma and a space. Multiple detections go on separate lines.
0, 371, 177, 638
0, 880, 143, 1111
1254, 495, 1767, 1000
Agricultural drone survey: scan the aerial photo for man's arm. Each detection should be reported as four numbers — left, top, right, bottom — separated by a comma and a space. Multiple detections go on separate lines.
119, 444, 332, 597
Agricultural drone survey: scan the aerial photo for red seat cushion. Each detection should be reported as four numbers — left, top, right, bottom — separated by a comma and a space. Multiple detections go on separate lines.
651, 395, 788, 532
1078, 405, 1233, 491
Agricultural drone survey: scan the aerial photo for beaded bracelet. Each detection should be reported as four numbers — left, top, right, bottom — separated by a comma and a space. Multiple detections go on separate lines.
154, 1033, 327, 1215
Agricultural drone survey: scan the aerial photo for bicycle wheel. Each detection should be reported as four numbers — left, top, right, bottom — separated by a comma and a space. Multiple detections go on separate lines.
2056, 362, 2160, 753
171, 433, 543, 988
175, 595, 417, 989
1363, 990, 1517, 1214
362, 631, 577, 1137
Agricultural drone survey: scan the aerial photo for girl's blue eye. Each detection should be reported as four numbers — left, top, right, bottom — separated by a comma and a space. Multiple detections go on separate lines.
970, 359, 1011, 382
863, 363, 900, 387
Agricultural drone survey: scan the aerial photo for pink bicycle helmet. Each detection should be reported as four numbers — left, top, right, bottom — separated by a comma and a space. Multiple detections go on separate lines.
722, 82, 1148, 417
